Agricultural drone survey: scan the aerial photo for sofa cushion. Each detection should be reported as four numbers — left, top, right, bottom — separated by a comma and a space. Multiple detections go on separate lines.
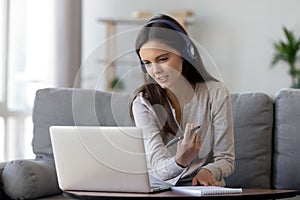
225, 92, 273, 189
2, 159, 61, 199
32, 88, 133, 159
273, 88, 300, 190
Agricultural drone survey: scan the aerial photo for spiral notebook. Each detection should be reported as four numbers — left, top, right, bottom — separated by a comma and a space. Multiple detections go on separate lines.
171, 186, 242, 196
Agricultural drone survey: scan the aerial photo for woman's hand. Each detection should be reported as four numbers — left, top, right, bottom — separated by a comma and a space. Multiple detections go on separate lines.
192, 168, 221, 186
175, 123, 201, 167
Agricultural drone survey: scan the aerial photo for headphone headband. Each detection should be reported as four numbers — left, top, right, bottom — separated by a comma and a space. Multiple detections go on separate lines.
146, 19, 187, 35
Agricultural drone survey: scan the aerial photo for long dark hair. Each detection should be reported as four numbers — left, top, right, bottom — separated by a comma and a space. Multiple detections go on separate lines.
130, 14, 217, 135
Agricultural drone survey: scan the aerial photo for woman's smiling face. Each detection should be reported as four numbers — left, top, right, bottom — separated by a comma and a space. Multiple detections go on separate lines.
139, 40, 183, 89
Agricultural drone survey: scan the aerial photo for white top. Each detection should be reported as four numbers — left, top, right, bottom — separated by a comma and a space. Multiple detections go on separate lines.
132, 81, 235, 186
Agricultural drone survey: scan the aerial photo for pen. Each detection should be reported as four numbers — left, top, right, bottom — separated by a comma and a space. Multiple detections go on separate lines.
165, 125, 200, 148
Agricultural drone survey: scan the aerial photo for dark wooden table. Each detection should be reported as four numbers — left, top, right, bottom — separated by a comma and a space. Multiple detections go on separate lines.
63, 188, 298, 200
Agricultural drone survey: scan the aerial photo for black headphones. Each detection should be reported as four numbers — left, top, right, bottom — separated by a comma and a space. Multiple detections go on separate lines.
139, 18, 197, 73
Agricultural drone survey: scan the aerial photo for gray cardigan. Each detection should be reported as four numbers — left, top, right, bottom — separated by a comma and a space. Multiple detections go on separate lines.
132, 81, 235, 186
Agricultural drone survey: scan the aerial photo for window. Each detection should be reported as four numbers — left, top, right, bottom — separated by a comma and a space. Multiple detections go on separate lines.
0, 118, 4, 160
0, 0, 7, 161
0, 0, 55, 161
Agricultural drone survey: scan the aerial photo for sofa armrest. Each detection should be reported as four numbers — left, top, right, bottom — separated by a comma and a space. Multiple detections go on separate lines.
2, 159, 61, 199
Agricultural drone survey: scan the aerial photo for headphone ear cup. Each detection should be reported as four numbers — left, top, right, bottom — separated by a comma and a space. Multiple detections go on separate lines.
187, 43, 197, 60
185, 42, 197, 61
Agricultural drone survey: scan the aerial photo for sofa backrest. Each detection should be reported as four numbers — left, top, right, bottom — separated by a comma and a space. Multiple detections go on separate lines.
225, 92, 274, 189
273, 88, 300, 190
30, 87, 299, 191
32, 88, 133, 159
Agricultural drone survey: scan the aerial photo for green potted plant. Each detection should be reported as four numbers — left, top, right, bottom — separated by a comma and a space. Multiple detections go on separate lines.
110, 76, 124, 91
271, 26, 300, 88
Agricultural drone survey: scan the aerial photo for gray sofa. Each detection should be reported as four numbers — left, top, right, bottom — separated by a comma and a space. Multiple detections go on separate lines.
0, 87, 299, 199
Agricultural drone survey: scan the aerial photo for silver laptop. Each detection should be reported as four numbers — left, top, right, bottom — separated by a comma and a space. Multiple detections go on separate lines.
49, 126, 171, 193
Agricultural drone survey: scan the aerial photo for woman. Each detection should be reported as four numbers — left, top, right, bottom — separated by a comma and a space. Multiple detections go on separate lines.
130, 14, 235, 186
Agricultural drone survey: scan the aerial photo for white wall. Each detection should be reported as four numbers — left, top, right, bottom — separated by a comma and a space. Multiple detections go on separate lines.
82, 0, 300, 96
